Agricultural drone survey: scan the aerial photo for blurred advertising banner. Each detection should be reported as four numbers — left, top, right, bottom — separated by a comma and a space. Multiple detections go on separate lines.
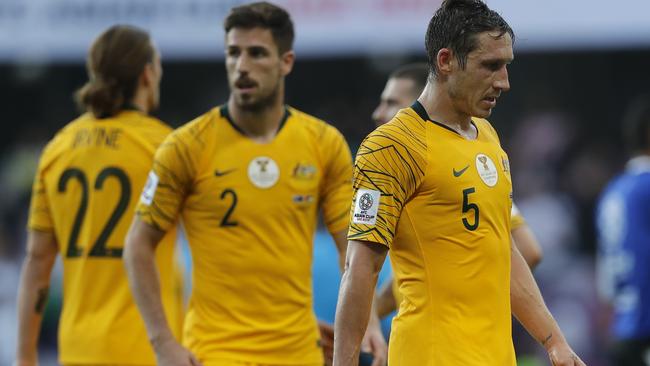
0, 0, 648, 63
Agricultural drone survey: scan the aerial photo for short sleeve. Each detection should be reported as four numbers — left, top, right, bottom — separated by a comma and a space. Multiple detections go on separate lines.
27, 156, 54, 232
347, 119, 427, 247
319, 126, 353, 234
136, 126, 201, 231
510, 202, 526, 230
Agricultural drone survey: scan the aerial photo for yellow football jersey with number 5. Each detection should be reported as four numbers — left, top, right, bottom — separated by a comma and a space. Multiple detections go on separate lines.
27, 111, 183, 365
136, 105, 352, 365
349, 102, 516, 366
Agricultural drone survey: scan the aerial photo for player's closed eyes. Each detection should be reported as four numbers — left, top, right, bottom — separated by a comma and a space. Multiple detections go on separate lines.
248, 47, 269, 58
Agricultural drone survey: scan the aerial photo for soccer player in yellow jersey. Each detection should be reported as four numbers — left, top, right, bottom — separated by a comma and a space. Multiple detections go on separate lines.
15, 25, 183, 366
371, 63, 543, 318
333, 1, 586, 366
124, 3, 385, 366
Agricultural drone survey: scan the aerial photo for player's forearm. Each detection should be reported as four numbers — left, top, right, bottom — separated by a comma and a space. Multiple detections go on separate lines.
333, 241, 386, 366
510, 243, 567, 351
16, 246, 56, 363
124, 224, 174, 348
333, 267, 377, 365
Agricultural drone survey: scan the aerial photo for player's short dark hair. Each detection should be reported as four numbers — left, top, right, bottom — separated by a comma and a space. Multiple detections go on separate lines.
389, 63, 430, 96
224, 1, 294, 54
623, 94, 650, 153
75, 25, 154, 118
425, 0, 514, 79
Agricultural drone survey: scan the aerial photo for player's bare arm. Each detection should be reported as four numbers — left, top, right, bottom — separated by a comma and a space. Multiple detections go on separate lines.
510, 240, 585, 366
330, 230, 387, 365
333, 240, 388, 366
512, 224, 543, 269
124, 218, 201, 366
16, 230, 58, 366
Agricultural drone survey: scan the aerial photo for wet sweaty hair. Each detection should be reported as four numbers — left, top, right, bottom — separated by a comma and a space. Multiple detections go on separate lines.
75, 25, 154, 118
425, 0, 514, 79
223, 1, 295, 54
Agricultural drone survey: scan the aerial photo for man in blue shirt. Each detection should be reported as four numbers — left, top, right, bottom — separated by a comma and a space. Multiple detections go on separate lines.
597, 94, 650, 365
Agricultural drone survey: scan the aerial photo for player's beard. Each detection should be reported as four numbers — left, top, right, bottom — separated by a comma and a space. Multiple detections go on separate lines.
236, 79, 281, 113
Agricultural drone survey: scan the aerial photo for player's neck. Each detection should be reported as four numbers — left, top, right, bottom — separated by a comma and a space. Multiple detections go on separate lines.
418, 84, 476, 139
227, 97, 286, 144
130, 90, 150, 115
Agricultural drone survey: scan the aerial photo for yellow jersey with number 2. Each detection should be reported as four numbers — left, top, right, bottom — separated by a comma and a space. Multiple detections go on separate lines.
136, 105, 352, 366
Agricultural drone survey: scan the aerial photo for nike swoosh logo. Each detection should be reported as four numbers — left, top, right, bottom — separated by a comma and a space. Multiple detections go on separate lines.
453, 165, 469, 177
214, 169, 236, 177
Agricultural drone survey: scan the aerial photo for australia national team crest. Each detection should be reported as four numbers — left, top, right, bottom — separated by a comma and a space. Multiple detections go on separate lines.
248, 156, 279, 189
475, 153, 498, 187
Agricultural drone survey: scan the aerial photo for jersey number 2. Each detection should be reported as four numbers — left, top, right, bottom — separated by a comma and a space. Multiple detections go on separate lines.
462, 187, 480, 231
220, 189, 238, 227
58, 167, 131, 258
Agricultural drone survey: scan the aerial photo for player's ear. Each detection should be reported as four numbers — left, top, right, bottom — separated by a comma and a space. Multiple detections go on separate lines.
141, 62, 155, 87
436, 48, 454, 76
280, 50, 295, 76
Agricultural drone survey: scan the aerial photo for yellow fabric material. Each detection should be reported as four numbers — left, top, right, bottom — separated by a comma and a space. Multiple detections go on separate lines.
136, 105, 352, 364
28, 111, 183, 365
349, 106, 516, 365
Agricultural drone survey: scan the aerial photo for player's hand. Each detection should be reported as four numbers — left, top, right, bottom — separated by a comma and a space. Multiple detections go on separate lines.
547, 343, 586, 366
360, 318, 387, 366
318, 320, 334, 366
153, 336, 202, 366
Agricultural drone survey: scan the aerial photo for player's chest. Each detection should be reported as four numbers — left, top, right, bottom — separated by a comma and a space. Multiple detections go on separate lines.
423, 137, 512, 204
188, 143, 323, 213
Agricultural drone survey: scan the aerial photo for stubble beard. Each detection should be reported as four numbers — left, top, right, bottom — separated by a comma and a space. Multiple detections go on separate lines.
235, 80, 281, 113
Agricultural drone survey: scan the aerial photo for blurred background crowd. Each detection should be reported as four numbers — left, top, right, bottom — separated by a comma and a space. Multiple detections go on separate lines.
1, 0, 649, 365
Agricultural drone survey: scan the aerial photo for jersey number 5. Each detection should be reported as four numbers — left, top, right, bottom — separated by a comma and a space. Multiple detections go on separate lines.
58, 167, 131, 258
462, 187, 480, 231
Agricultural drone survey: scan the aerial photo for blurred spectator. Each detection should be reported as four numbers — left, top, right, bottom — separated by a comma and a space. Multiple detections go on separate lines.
596, 94, 650, 366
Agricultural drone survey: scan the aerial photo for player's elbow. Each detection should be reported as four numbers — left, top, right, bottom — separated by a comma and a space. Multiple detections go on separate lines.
526, 244, 543, 270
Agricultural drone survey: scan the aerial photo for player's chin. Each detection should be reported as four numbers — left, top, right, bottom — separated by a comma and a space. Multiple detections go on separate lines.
235, 94, 255, 106
473, 108, 492, 118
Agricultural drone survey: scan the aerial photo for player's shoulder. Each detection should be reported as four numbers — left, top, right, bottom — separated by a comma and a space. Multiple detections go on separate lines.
165, 106, 221, 149
472, 117, 501, 142
37, 113, 94, 165
130, 113, 172, 134
114, 112, 173, 148
287, 106, 346, 143
620, 170, 650, 198
364, 107, 428, 153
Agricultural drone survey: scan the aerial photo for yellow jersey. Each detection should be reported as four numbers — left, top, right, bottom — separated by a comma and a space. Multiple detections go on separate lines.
349, 102, 515, 365
27, 110, 183, 365
391, 202, 527, 311
136, 105, 352, 365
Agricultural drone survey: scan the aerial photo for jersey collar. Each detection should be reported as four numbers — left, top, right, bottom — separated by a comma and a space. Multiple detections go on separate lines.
410, 101, 479, 139
220, 104, 290, 138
